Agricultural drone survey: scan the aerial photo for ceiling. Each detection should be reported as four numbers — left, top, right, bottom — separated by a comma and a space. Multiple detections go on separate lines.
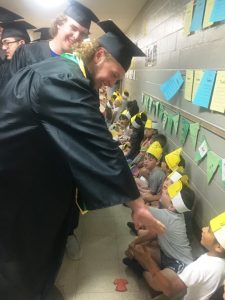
0, 0, 148, 39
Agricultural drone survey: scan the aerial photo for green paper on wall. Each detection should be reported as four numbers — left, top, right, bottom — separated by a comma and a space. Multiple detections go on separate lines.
159, 103, 164, 120
142, 94, 145, 104
167, 115, 173, 134
172, 114, 180, 135
144, 95, 150, 109
194, 136, 209, 162
148, 97, 153, 112
179, 118, 190, 145
190, 123, 200, 149
155, 101, 160, 117
219, 159, 225, 188
162, 111, 168, 130
206, 151, 221, 183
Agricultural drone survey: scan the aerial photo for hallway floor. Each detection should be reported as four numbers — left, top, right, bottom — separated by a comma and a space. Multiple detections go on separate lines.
56, 204, 157, 300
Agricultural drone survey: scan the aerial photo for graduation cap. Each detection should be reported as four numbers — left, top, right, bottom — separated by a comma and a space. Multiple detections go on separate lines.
33, 28, 51, 41
64, 0, 99, 30
98, 20, 146, 72
1, 20, 35, 43
0, 7, 23, 23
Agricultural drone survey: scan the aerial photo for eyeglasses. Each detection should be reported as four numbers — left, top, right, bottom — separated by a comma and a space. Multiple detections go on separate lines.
1, 40, 20, 48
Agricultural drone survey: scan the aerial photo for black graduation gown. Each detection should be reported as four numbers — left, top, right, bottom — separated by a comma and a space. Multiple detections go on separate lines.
0, 57, 139, 299
0, 41, 51, 91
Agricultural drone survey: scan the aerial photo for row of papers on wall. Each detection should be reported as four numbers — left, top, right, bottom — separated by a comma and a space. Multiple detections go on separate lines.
160, 69, 225, 114
184, 0, 225, 35
142, 93, 225, 186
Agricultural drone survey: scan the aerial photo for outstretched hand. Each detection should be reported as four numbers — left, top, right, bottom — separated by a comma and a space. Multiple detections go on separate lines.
131, 205, 165, 235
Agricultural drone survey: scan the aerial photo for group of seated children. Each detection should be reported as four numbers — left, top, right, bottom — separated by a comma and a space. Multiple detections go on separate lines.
103, 89, 225, 299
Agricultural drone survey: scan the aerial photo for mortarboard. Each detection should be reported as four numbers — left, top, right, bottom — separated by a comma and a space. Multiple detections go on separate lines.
33, 28, 51, 41
64, 0, 99, 31
0, 7, 22, 23
98, 20, 146, 72
1, 20, 35, 43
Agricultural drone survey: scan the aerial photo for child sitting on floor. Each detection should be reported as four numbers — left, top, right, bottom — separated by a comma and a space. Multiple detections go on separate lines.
135, 141, 165, 205
125, 113, 147, 161
132, 211, 225, 300
124, 171, 194, 276
131, 133, 167, 177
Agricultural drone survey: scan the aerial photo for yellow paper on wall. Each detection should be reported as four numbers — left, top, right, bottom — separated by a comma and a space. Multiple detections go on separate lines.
210, 71, 225, 113
192, 69, 204, 100
203, 0, 215, 28
184, 0, 194, 35
184, 69, 194, 101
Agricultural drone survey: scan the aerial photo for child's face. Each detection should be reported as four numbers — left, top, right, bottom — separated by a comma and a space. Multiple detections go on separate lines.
143, 154, 158, 171
160, 189, 173, 209
161, 161, 170, 174
144, 128, 153, 138
119, 119, 129, 129
200, 226, 217, 250
160, 177, 174, 209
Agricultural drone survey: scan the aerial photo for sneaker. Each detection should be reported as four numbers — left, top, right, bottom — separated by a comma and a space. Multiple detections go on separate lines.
66, 234, 82, 260
122, 257, 145, 277
127, 222, 138, 235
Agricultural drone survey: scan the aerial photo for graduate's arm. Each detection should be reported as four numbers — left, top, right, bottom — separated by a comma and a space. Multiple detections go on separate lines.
141, 191, 161, 203
127, 197, 165, 234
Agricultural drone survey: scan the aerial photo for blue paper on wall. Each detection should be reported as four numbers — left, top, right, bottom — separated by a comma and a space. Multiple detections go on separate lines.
193, 70, 216, 108
160, 71, 184, 101
210, 0, 225, 22
190, 0, 206, 32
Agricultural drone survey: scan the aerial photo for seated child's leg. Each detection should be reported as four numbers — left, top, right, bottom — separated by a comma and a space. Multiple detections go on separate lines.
143, 268, 177, 293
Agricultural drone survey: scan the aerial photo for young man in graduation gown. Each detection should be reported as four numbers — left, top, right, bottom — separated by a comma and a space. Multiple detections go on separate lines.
0, 20, 165, 299
0, 0, 99, 262
0, 0, 99, 90
0, 21, 31, 87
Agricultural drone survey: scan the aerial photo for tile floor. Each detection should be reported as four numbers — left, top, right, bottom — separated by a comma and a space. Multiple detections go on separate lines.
56, 204, 158, 300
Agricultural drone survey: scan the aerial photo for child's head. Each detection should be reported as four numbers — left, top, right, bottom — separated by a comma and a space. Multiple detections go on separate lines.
130, 114, 143, 130
119, 110, 131, 128
161, 172, 195, 213
144, 141, 163, 171
122, 90, 129, 99
150, 134, 167, 148
161, 148, 185, 174
201, 212, 225, 257
127, 100, 139, 117
114, 96, 122, 108
144, 119, 154, 138
138, 112, 147, 125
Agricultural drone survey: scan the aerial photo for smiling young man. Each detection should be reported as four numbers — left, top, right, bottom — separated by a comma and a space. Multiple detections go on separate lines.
0, 0, 99, 90
0, 20, 165, 299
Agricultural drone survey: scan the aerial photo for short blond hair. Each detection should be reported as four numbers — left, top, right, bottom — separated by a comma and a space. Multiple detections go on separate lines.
74, 39, 112, 65
50, 14, 67, 38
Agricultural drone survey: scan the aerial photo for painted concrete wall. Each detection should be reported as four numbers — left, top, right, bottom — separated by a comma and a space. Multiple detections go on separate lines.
123, 0, 225, 227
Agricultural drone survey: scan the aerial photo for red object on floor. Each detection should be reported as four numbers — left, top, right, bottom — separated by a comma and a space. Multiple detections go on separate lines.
113, 278, 128, 292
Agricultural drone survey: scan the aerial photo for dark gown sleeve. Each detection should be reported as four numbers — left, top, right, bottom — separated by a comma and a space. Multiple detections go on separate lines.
29, 60, 140, 210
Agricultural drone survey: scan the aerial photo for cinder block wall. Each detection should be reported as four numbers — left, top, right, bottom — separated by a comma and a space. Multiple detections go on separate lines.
123, 0, 225, 227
